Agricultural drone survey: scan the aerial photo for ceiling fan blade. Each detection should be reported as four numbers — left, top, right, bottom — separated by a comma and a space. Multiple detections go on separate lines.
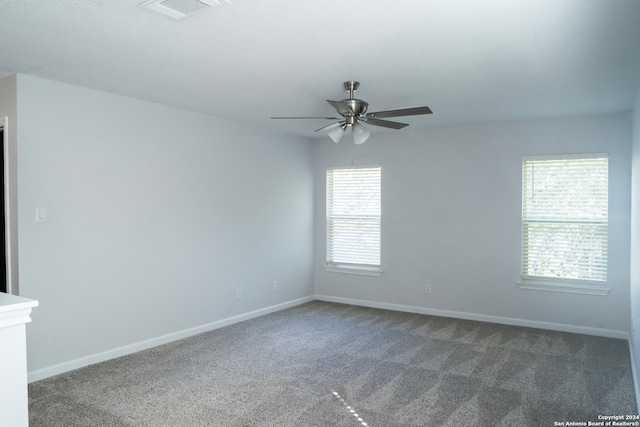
326, 100, 354, 116
271, 116, 341, 120
314, 121, 343, 132
366, 106, 432, 119
362, 117, 409, 129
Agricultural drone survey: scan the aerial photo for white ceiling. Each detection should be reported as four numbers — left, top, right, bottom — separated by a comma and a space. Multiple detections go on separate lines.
1, 0, 639, 138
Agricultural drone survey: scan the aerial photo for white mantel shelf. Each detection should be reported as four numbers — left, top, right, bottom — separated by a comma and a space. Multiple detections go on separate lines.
0, 292, 38, 427
0, 293, 38, 327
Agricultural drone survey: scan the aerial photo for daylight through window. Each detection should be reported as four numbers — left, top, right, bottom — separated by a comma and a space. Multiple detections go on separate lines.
521, 155, 608, 288
326, 166, 381, 274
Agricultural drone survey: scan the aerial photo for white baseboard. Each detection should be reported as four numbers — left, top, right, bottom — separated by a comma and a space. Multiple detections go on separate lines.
28, 294, 631, 384
314, 294, 630, 340
28, 296, 314, 383
630, 340, 640, 413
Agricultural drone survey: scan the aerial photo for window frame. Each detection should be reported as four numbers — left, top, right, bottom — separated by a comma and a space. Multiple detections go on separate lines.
518, 153, 610, 296
324, 165, 382, 277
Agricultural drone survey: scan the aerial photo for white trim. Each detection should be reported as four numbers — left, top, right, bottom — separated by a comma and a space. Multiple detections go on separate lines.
517, 280, 610, 296
0, 117, 10, 295
630, 340, 640, 414
522, 152, 609, 161
314, 294, 629, 339
27, 296, 314, 383
0, 293, 38, 329
27, 294, 631, 384
324, 264, 383, 277
326, 163, 382, 171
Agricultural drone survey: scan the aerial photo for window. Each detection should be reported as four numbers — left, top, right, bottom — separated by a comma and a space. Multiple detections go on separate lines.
326, 166, 381, 275
520, 154, 609, 295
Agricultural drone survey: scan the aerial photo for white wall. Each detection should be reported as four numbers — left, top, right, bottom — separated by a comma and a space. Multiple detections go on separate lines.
13, 74, 314, 375
631, 88, 640, 406
314, 114, 632, 336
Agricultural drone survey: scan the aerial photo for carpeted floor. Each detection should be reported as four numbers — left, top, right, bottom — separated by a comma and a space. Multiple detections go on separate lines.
29, 301, 638, 426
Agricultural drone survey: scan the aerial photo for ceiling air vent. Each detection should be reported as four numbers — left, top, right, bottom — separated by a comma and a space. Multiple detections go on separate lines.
139, 0, 227, 20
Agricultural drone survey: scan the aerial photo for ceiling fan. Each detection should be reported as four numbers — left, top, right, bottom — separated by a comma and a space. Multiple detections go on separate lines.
271, 81, 432, 144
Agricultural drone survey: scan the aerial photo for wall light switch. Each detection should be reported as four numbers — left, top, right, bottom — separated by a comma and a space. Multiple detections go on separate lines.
35, 207, 46, 223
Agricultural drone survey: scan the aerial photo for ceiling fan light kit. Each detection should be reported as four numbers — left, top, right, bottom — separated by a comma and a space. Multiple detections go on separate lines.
352, 122, 370, 145
271, 81, 432, 145
328, 123, 347, 144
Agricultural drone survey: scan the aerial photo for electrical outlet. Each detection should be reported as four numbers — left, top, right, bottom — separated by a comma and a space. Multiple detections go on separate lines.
272, 280, 278, 291
236, 288, 242, 300
425, 284, 432, 294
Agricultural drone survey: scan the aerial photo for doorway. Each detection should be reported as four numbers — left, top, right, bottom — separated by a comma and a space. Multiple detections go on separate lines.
0, 127, 5, 294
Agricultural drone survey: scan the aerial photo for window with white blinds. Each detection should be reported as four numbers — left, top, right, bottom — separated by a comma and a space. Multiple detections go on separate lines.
521, 155, 608, 290
326, 166, 381, 274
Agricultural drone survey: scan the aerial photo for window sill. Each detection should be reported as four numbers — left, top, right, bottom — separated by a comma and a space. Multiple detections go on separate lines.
517, 280, 610, 296
324, 265, 383, 277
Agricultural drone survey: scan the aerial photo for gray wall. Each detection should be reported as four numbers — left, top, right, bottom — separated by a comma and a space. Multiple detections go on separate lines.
314, 114, 632, 336
631, 88, 640, 405
12, 74, 315, 375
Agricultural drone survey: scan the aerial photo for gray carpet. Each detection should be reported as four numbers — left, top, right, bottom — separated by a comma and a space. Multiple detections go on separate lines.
29, 301, 638, 426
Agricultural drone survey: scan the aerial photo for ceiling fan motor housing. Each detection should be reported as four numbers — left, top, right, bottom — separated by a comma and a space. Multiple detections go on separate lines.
342, 99, 368, 119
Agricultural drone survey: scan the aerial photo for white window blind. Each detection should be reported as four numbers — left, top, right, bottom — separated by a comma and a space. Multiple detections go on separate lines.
521, 155, 608, 285
326, 166, 381, 270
